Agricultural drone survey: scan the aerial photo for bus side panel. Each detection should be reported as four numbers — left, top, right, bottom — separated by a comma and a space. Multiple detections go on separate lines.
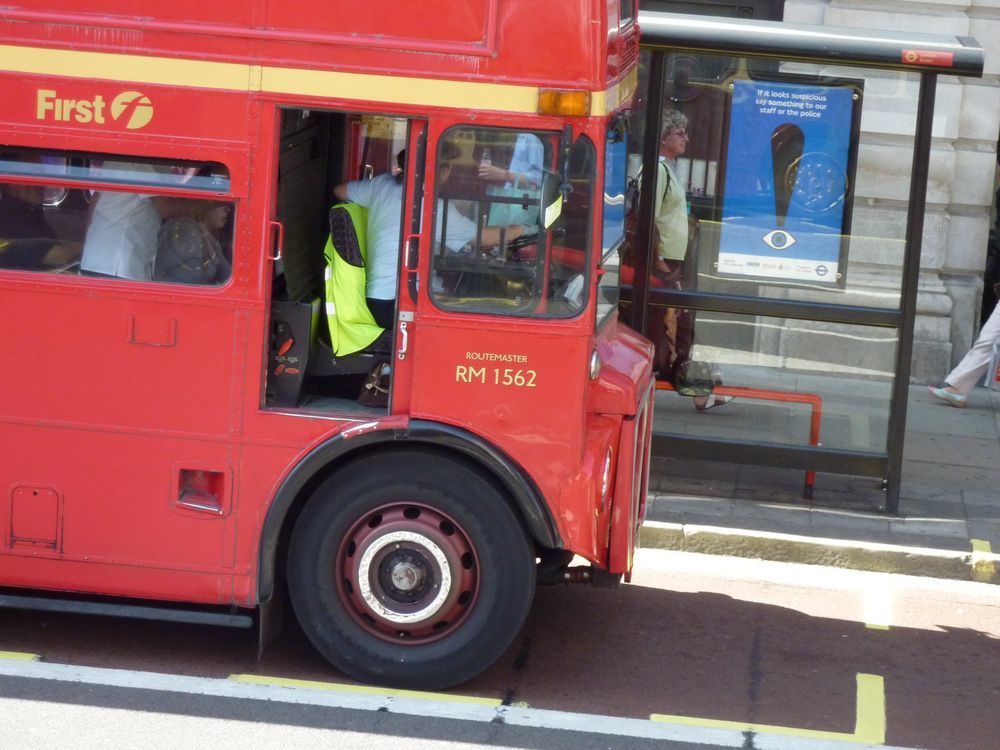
407, 319, 597, 556
0, 68, 260, 603
0, 555, 231, 604
0, 283, 246, 601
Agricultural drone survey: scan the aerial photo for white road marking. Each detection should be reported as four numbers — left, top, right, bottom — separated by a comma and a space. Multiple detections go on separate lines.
0, 657, 924, 749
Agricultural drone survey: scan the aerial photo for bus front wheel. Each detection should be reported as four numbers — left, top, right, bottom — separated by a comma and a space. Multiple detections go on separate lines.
287, 451, 536, 690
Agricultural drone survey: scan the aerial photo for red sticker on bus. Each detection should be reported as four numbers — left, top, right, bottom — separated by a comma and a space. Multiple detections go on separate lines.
901, 50, 955, 67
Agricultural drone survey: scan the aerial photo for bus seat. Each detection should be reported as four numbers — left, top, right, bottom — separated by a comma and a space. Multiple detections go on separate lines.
308, 202, 390, 377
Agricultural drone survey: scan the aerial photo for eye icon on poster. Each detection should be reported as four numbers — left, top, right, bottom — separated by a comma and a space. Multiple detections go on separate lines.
762, 229, 796, 250
717, 77, 860, 287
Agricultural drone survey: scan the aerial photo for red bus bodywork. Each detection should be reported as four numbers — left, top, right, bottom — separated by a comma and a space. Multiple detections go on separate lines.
0, 0, 652, 688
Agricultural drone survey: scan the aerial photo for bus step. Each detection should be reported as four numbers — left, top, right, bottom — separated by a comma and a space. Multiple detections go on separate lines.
0, 592, 254, 629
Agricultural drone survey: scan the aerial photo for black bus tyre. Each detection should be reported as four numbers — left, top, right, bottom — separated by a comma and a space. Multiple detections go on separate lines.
287, 451, 536, 690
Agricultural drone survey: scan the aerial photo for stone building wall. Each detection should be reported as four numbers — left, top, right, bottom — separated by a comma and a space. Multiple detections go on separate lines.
782, 0, 999, 383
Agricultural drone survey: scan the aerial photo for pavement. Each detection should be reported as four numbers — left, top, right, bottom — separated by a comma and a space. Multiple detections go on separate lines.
640, 382, 1000, 584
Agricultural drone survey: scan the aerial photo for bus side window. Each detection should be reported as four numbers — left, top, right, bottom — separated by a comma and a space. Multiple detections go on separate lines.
0, 179, 84, 273
151, 199, 233, 285
0, 150, 233, 286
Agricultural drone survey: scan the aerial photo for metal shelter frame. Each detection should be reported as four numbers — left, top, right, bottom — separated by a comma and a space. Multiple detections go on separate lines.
632, 11, 985, 513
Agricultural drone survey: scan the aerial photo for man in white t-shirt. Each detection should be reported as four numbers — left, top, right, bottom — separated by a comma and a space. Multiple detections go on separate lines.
81, 162, 194, 280
333, 151, 406, 329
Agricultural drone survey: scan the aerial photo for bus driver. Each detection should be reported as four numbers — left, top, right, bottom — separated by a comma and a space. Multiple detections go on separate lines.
333, 142, 531, 327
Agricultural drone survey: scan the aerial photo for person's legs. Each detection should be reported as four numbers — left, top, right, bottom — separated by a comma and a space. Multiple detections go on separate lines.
930, 302, 1000, 406
943, 302, 1000, 395
981, 248, 1000, 326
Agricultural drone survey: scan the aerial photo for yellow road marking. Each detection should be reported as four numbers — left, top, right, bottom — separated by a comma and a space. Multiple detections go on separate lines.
651, 673, 886, 745
0, 651, 40, 661
229, 674, 502, 706
971, 539, 997, 583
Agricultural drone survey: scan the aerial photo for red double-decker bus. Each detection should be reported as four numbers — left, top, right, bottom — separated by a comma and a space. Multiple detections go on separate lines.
0, 1, 652, 688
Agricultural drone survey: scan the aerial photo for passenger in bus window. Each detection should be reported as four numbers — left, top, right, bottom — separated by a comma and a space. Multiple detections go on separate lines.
153, 200, 232, 285
437, 141, 531, 253
333, 150, 405, 329
478, 132, 544, 228
80, 161, 195, 281
478, 132, 544, 191
0, 178, 82, 270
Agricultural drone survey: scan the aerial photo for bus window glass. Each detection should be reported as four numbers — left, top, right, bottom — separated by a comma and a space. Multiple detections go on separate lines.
620, 0, 634, 25
0, 151, 234, 285
430, 126, 592, 318
596, 123, 627, 330
596, 249, 621, 327
0, 150, 230, 192
603, 129, 627, 255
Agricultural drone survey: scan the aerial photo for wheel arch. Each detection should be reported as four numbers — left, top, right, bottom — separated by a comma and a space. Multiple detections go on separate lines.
257, 419, 562, 603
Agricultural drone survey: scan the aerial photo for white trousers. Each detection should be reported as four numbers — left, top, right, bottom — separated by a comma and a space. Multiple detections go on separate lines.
945, 302, 1000, 395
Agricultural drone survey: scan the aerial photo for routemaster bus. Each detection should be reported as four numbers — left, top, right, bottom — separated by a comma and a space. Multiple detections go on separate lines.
0, 1, 652, 688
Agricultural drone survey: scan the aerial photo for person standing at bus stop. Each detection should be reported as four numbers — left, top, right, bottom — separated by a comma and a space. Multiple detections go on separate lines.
653, 110, 732, 411
928, 300, 1000, 407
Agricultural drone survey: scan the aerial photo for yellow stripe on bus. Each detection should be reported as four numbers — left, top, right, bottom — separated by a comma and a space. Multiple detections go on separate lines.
595, 67, 638, 114
0, 43, 626, 116
0, 44, 253, 91
258, 66, 539, 113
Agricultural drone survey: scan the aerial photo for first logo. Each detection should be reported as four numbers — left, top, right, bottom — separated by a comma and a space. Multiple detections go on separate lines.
110, 91, 154, 129
36, 89, 154, 130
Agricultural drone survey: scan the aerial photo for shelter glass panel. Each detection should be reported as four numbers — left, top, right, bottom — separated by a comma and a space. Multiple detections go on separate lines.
651, 307, 896, 453
627, 51, 923, 309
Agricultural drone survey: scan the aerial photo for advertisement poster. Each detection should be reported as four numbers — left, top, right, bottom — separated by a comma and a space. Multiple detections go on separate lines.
717, 78, 859, 286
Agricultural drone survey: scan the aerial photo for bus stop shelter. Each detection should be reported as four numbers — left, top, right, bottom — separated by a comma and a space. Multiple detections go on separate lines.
628, 12, 985, 514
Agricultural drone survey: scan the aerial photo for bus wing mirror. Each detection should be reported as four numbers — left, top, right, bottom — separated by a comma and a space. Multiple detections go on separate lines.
540, 168, 563, 229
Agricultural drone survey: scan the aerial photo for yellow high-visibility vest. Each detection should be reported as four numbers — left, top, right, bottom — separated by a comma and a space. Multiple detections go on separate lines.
323, 203, 384, 356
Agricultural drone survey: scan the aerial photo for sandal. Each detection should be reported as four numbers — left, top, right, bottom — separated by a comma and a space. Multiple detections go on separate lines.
927, 385, 967, 408
694, 394, 734, 412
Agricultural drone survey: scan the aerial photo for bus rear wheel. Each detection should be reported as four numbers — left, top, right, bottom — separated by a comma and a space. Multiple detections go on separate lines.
287, 451, 536, 690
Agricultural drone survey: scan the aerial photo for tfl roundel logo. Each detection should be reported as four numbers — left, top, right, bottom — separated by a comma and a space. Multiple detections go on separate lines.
111, 91, 154, 130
